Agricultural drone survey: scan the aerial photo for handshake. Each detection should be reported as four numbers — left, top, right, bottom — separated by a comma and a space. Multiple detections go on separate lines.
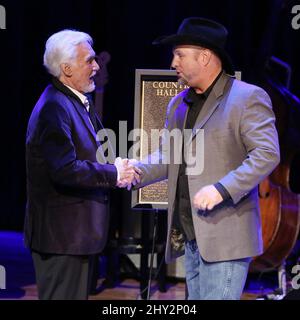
114, 157, 142, 190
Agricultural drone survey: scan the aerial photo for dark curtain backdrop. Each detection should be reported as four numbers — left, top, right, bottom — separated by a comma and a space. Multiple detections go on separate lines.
0, 0, 299, 230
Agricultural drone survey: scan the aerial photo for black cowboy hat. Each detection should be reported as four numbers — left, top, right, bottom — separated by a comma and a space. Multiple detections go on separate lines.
153, 17, 234, 75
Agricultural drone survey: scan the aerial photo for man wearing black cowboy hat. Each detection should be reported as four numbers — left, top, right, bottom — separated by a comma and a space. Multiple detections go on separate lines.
132, 17, 280, 299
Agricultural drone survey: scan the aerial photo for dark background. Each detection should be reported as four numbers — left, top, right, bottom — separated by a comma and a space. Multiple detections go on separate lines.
0, 0, 299, 232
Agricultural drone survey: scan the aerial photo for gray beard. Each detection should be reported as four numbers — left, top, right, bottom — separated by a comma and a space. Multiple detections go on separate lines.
84, 81, 96, 93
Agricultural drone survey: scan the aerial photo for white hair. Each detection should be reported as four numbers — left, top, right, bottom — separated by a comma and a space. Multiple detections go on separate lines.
43, 29, 93, 77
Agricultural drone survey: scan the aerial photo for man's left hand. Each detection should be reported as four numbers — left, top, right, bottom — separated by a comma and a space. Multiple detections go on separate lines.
193, 185, 223, 211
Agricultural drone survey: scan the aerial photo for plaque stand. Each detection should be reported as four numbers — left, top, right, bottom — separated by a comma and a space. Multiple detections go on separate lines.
139, 209, 167, 299
130, 69, 184, 298
91, 209, 167, 299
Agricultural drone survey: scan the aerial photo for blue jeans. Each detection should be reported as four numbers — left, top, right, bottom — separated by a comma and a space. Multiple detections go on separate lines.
185, 239, 250, 300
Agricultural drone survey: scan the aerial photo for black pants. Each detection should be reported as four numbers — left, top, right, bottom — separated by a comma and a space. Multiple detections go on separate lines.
32, 251, 90, 300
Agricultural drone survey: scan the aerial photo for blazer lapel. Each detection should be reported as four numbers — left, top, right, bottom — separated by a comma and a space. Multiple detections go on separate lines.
51, 78, 115, 163
174, 100, 188, 130
91, 100, 116, 159
82, 96, 115, 160
72, 102, 99, 141
190, 73, 234, 141
51, 78, 99, 143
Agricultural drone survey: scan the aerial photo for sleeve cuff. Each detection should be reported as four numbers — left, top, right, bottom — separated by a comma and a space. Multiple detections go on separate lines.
214, 182, 232, 201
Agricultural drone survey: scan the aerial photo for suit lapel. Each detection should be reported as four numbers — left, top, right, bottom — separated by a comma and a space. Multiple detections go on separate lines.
168, 99, 189, 178
51, 78, 99, 143
90, 99, 116, 159
72, 102, 99, 141
190, 73, 234, 141
51, 78, 115, 163
174, 100, 188, 130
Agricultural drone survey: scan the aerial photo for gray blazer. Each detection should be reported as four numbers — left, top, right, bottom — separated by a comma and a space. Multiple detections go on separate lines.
136, 72, 280, 263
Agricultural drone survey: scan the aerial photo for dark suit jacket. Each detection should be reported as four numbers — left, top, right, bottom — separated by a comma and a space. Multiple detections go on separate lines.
24, 79, 117, 255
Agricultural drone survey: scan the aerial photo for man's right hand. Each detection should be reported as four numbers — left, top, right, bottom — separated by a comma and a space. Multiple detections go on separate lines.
114, 157, 142, 189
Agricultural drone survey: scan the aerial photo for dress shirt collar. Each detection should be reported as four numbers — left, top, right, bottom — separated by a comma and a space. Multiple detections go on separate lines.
184, 70, 223, 107
64, 84, 89, 109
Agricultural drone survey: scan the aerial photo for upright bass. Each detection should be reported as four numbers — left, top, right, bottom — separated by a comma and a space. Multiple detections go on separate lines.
250, 58, 300, 272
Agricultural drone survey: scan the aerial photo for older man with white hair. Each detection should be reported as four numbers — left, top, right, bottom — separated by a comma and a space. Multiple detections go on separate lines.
24, 30, 140, 300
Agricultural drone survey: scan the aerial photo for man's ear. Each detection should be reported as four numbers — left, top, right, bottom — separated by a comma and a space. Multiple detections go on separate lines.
60, 63, 72, 77
201, 49, 212, 66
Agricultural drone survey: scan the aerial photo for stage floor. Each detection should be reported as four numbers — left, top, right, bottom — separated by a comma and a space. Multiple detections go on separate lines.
0, 231, 280, 300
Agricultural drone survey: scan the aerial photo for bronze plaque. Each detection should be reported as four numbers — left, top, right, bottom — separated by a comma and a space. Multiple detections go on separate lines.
131, 69, 188, 209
